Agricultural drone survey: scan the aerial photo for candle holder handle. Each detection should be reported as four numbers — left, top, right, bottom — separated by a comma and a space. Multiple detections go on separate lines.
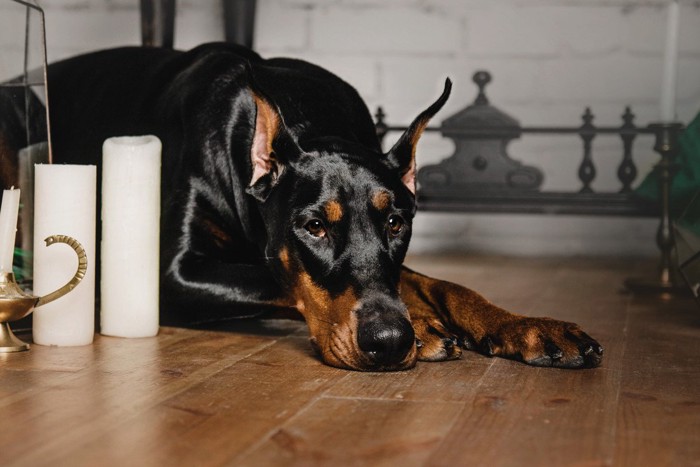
0, 234, 87, 352
35, 235, 87, 307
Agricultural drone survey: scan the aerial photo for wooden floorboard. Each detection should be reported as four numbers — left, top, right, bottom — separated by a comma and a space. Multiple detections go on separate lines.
614, 295, 700, 466
1, 255, 699, 467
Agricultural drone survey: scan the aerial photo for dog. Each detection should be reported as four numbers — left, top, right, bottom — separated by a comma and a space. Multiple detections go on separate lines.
3, 43, 602, 371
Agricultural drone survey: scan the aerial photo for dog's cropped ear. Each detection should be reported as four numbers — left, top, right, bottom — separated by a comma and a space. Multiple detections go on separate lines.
385, 78, 452, 194
246, 91, 301, 202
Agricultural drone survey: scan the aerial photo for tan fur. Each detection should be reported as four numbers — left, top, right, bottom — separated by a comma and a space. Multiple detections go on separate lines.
279, 247, 290, 271
401, 117, 430, 194
372, 190, 392, 211
292, 271, 417, 369
250, 95, 281, 186
294, 272, 359, 368
324, 200, 343, 223
200, 216, 232, 248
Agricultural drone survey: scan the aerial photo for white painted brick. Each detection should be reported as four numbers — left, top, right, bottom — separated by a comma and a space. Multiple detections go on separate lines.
466, 5, 561, 57
289, 52, 380, 99
104, 0, 139, 9
548, 6, 624, 56
281, 0, 418, 7
274, 0, 341, 6
309, 5, 460, 54
174, 6, 225, 50
623, 4, 700, 55
33, 0, 93, 10
0, 0, 43, 69
0, 49, 24, 82
176, 0, 221, 8
445, 59, 544, 107
467, 4, 627, 57
622, 6, 671, 55
536, 54, 700, 123
537, 55, 661, 104
379, 56, 457, 107
409, 212, 658, 256
43, 9, 140, 60
254, 1, 310, 52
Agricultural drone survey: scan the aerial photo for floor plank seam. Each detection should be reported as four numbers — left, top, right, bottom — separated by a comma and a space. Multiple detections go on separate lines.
608, 291, 633, 467
11, 339, 281, 466
425, 357, 498, 460
318, 393, 472, 405
228, 374, 353, 464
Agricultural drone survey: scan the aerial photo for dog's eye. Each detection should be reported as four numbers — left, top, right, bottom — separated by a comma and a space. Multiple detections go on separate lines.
387, 215, 405, 237
305, 219, 326, 238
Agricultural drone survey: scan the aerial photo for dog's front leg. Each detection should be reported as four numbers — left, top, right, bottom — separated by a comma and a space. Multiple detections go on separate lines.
160, 252, 298, 326
400, 267, 603, 368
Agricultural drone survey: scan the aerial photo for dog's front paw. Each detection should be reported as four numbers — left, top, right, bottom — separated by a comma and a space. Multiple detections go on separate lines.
412, 316, 462, 362
480, 317, 604, 369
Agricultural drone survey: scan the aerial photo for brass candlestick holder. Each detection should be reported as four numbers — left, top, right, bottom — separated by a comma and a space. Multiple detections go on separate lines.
0, 235, 87, 352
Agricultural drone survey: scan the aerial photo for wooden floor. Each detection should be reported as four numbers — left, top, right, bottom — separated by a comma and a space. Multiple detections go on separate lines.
2, 255, 700, 467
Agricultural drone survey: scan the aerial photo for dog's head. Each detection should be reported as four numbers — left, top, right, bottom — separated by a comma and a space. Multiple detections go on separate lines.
246, 80, 451, 371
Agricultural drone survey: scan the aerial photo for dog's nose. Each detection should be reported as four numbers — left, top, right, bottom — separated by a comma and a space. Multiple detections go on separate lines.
357, 317, 415, 367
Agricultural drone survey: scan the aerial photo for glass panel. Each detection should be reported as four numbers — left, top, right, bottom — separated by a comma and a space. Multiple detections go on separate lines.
0, 0, 51, 283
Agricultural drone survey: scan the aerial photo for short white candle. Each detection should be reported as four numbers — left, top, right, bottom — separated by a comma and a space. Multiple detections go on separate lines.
660, 0, 680, 122
0, 188, 20, 274
33, 164, 96, 346
100, 135, 161, 338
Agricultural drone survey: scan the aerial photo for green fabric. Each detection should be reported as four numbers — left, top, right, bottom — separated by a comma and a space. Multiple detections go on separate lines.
635, 112, 700, 216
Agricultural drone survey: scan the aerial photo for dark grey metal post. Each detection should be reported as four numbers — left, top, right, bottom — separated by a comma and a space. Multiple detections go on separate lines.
140, 0, 176, 48
223, 0, 257, 48
625, 122, 687, 296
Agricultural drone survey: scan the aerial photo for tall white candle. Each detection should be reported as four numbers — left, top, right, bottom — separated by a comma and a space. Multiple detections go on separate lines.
33, 164, 96, 346
100, 135, 161, 338
660, 0, 680, 122
0, 188, 20, 274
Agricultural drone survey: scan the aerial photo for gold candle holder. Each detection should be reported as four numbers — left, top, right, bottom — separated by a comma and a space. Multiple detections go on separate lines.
0, 235, 87, 352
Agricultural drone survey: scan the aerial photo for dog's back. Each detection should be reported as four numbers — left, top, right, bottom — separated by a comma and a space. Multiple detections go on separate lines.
48, 44, 379, 170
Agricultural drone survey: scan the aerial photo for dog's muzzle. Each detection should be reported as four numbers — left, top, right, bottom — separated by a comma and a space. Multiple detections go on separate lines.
356, 297, 415, 369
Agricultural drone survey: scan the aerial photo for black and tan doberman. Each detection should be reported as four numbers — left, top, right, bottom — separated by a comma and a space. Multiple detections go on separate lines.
2, 43, 603, 371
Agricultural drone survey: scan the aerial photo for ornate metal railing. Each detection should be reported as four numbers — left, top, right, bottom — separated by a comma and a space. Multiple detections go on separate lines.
375, 71, 686, 294
374, 72, 661, 217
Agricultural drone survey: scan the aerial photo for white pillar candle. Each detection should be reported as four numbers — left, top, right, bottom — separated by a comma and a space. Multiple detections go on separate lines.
100, 135, 161, 338
33, 164, 96, 346
660, 0, 680, 122
0, 188, 20, 274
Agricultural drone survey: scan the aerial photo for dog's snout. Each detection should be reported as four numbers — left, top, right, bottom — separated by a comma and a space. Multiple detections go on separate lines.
357, 316, 415, 368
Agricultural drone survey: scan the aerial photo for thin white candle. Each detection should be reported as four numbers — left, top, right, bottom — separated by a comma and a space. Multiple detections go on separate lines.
19, 142, 49, 278
100, 135, 161, 338
33, 164, 96, 346
660, 0, 680, 122
0, 188, 20, 274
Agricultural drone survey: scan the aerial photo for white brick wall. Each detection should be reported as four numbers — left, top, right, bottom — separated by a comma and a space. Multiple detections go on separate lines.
4, 0, 700, 256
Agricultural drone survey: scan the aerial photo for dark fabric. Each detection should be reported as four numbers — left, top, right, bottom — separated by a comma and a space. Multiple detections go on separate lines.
635, 112, 700, 216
